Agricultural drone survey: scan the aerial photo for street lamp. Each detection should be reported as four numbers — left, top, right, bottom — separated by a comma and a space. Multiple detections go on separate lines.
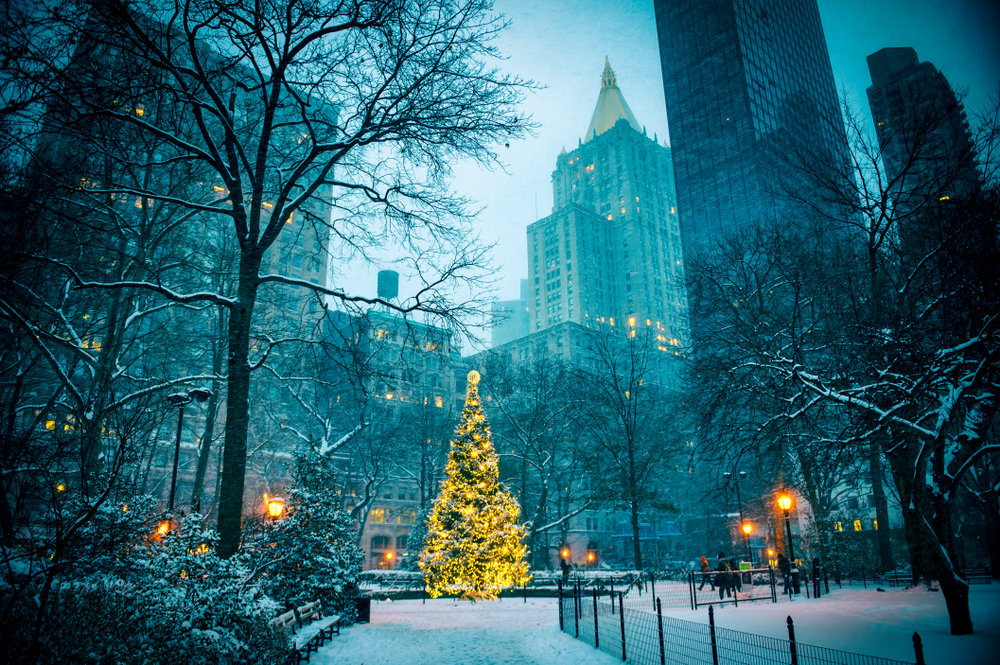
741, 522, 753, 563
777, 493, 795, 563
267, 497, 286, 520
724, 470, 750, 562
166, 388, 213, 512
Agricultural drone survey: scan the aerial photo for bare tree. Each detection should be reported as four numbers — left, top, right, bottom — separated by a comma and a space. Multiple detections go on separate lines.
572, 327, 685, 571
479, 349, 589, 568
4, 0, 533, 555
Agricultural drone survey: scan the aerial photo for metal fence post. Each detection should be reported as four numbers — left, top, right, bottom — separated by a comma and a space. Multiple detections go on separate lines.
558, 580, 564, 631
651, 573, 657, 611
593, 587, 600, 649
523, 581, 527, 603
689, 570, 696, 610
770, 566, 777, 603
824, 566, 830, 595
619, 592, 626, 661
787, 616, 798, 665
574, 581, 580, 637
611, 578, 615, 613
913, 632, 925, 665
656, 597, 665, 665
708, 605, 719, 665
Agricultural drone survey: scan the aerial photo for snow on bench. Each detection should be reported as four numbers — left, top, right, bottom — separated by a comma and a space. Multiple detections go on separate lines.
270, 599, 340, 665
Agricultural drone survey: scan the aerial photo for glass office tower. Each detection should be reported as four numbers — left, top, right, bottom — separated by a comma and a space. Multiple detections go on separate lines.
653, 0, 846, 252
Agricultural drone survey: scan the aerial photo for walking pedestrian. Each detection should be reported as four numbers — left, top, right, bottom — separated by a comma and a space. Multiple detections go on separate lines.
777, 552, 791, 595
716, 551, 735, 600
698, 555, 714, 590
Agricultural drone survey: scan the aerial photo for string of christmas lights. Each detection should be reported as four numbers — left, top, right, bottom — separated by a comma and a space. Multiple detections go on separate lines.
419, 370, 531, 600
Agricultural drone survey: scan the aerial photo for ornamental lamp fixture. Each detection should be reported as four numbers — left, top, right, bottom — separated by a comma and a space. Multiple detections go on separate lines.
385, 552, 394, 561
561, 547, 570, 560
267, 497, 286, 520
742, 522, 753, 536
777, 494, 792, 512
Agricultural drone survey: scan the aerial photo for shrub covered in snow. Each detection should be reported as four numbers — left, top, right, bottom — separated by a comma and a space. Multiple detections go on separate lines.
255, 454, 364, 622
1, 508, 286, 665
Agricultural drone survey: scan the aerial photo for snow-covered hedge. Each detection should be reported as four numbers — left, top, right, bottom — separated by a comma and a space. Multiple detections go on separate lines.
254, 455, 364, 623
2, 513, 287, 665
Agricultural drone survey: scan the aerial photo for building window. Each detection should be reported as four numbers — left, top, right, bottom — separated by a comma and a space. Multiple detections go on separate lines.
370, 508, 387, 523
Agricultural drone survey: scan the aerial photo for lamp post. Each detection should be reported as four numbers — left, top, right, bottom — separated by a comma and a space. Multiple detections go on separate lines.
778, 493, 795, 563
724, 471, 750, 562
742, 522, 753, 563
166, 388, 213, 512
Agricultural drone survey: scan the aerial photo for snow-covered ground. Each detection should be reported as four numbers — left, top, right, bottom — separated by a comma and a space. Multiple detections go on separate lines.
313, 597, 621, 665
664, 584, 1000, 665
313, 585, 1000, 664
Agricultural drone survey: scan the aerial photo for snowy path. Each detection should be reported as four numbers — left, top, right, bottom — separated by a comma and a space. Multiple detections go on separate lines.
660, 584, 1000, 665
311, 597, 620, 665
312, 586, 1000, 665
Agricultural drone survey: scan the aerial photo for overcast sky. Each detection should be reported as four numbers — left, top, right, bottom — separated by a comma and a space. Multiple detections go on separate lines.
335, 0, 1000, 347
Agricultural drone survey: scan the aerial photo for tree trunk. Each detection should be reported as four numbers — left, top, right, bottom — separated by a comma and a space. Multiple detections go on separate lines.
630, 499, 642, 571
190, 386, 220, 514
215, 265, 259, 558
869, 438, 894, 572
191, 309, 225, 514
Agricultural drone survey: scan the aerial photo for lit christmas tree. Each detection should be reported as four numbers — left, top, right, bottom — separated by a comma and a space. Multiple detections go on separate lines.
420, 370, 531, 600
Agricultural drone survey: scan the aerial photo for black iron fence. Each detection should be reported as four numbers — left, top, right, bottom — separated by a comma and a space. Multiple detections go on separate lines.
558, 582, 925, 665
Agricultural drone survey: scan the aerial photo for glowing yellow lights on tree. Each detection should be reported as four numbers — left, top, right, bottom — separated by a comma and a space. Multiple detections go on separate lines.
420, 370, 530, 600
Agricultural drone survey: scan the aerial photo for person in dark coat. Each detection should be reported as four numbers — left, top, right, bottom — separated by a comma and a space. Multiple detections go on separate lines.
716, 551, 734, 599
777, 552, 792, 594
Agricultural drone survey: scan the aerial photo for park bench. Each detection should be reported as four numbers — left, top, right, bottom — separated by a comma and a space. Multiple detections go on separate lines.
270, 599, 340, 665
963, 568, 992, 585
881, 570, 910, 587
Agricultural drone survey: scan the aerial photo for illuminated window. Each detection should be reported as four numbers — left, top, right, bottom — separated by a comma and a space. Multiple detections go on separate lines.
873, 520, 878, 530
853, 520, 862, 532
435, 396, 443, 408
371, 509, 387, 523
835, 522, 843, 532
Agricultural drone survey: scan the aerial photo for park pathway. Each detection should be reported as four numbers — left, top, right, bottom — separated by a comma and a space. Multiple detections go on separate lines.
309, 596, 619, 665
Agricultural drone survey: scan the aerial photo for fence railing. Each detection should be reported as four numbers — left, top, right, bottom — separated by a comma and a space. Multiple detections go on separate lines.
558, 582, 924, 665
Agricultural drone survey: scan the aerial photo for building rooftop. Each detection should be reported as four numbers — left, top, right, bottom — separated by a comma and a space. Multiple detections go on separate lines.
584, 58, 642, 142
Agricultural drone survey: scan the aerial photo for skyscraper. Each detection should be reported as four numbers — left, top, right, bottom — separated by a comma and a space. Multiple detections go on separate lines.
653, 0, 846, 252
525, 60, 688, 351
866, 47, 979, 204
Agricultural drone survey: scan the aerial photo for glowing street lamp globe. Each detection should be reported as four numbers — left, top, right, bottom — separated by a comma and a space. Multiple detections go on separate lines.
777, 495, 792, 512
267, 497, 286, 520
742, 522, 753, 536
